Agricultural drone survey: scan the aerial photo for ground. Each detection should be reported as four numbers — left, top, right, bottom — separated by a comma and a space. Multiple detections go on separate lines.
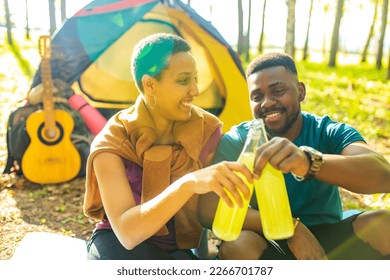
0, 177, 94, 260
0, 32, 388, 260
0, 32, 94, 260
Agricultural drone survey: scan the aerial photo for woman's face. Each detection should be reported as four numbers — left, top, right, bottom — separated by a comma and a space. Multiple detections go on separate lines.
151, 51, 199, 122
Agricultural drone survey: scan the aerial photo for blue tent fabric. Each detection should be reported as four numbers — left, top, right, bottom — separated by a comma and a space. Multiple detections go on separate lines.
31, 0, 244, 89
31, 0, 160, 87
29, 0, 253, 132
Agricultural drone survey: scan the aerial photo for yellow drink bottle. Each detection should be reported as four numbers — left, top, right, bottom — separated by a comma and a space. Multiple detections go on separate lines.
212, 120, 262, 241
254, 119, 294, 240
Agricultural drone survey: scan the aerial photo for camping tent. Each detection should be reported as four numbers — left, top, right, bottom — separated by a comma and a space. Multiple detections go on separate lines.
31, 0, 252, 132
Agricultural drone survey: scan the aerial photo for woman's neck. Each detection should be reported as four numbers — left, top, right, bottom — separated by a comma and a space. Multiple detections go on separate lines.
151, 116, 175, 145
155, 129, 175, 145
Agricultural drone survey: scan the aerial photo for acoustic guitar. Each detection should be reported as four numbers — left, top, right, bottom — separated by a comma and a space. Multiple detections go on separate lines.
22, 35, 81, 184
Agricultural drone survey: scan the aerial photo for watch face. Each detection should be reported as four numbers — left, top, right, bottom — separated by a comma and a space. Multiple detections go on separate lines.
301, 146, 323, 161
305, 146, 322, 156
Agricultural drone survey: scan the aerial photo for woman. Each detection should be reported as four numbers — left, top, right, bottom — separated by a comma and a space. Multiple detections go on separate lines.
83, 33, 252, 260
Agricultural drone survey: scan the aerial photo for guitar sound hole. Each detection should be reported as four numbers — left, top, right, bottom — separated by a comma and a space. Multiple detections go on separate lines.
38, 122, 64, 146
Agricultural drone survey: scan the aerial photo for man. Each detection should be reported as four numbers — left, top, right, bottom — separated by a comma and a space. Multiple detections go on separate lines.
201, 52, 390, 260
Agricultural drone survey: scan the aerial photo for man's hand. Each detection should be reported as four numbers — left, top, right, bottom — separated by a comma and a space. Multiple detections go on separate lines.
287, 220, 328, 260
253, 137, 310, 178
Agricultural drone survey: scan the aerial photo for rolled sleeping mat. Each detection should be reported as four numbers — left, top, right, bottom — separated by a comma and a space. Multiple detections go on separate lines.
68, 94, 107, 136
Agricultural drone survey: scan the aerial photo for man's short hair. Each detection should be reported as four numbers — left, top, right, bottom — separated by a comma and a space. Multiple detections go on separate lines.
130, 33, 191, 93
246, 52, 298, 78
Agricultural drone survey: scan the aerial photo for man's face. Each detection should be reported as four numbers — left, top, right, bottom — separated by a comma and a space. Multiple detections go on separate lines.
247, 66, 305, 139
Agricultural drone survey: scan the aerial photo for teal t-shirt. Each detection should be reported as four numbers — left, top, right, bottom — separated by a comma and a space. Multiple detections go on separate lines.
213, 112, 365, 227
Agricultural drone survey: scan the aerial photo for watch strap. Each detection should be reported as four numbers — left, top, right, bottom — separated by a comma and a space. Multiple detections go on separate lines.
293, 146, 323, 182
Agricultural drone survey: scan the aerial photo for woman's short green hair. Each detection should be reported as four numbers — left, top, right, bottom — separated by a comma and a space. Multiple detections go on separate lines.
130, 33, 191, 93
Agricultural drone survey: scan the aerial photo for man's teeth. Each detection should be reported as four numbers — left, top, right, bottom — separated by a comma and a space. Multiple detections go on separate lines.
265, 112, 280, 118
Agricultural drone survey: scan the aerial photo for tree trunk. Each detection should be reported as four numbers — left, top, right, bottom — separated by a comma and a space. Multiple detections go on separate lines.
376, 0, 389, 69
24, 0, 30, 40
61, 0, 67, 23
387, 46, 390, 79
209, 1, 213, 24
245, 0, 252, 62
322, 3, 330, 59
257, 0, 267, 53
237, 0, 244, 55
302, 0, 314, 61
361, 0, 379, 63
328, 0, 344, 67
4, 0, 12, 45
285, 0, 296, 58
49, 0, 56, 34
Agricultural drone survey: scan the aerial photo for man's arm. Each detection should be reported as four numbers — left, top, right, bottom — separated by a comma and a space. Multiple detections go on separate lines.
254, 138, 390, 195
316, 141, 390, 194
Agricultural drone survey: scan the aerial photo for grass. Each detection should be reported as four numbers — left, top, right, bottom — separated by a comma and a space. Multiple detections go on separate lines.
298, 61, 390, 143
297, 60, 390, 210
7, 41, 35, 79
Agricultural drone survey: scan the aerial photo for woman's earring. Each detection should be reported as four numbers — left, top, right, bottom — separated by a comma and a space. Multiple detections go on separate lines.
149, 95, 156, 110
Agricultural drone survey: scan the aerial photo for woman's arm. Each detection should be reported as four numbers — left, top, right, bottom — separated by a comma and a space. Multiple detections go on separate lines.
94, 152, 194, 249
94, 152, 253, 250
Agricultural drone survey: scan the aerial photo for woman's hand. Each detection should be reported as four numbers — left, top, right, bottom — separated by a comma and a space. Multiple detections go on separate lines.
287, 220, 328, 260
188, 161, 253, 208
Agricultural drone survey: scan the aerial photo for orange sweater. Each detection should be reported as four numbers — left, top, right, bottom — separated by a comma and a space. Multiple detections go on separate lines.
83, 96, 222, 249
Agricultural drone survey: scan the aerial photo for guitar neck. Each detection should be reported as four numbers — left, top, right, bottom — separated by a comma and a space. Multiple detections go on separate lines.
39, 35, 56, 138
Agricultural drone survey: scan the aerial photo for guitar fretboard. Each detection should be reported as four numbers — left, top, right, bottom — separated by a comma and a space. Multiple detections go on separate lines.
39, 35, 56, 139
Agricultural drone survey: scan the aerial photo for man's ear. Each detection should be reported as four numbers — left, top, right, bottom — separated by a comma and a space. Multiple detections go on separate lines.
298, 82, 306, 101
142, 75, 154, 92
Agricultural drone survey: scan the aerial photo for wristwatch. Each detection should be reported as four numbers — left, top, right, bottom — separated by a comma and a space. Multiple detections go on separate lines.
292, 146, 324, 182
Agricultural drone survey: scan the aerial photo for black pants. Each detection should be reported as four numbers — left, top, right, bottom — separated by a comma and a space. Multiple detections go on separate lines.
260, 214, 389, 260
87, 229, 199, 260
